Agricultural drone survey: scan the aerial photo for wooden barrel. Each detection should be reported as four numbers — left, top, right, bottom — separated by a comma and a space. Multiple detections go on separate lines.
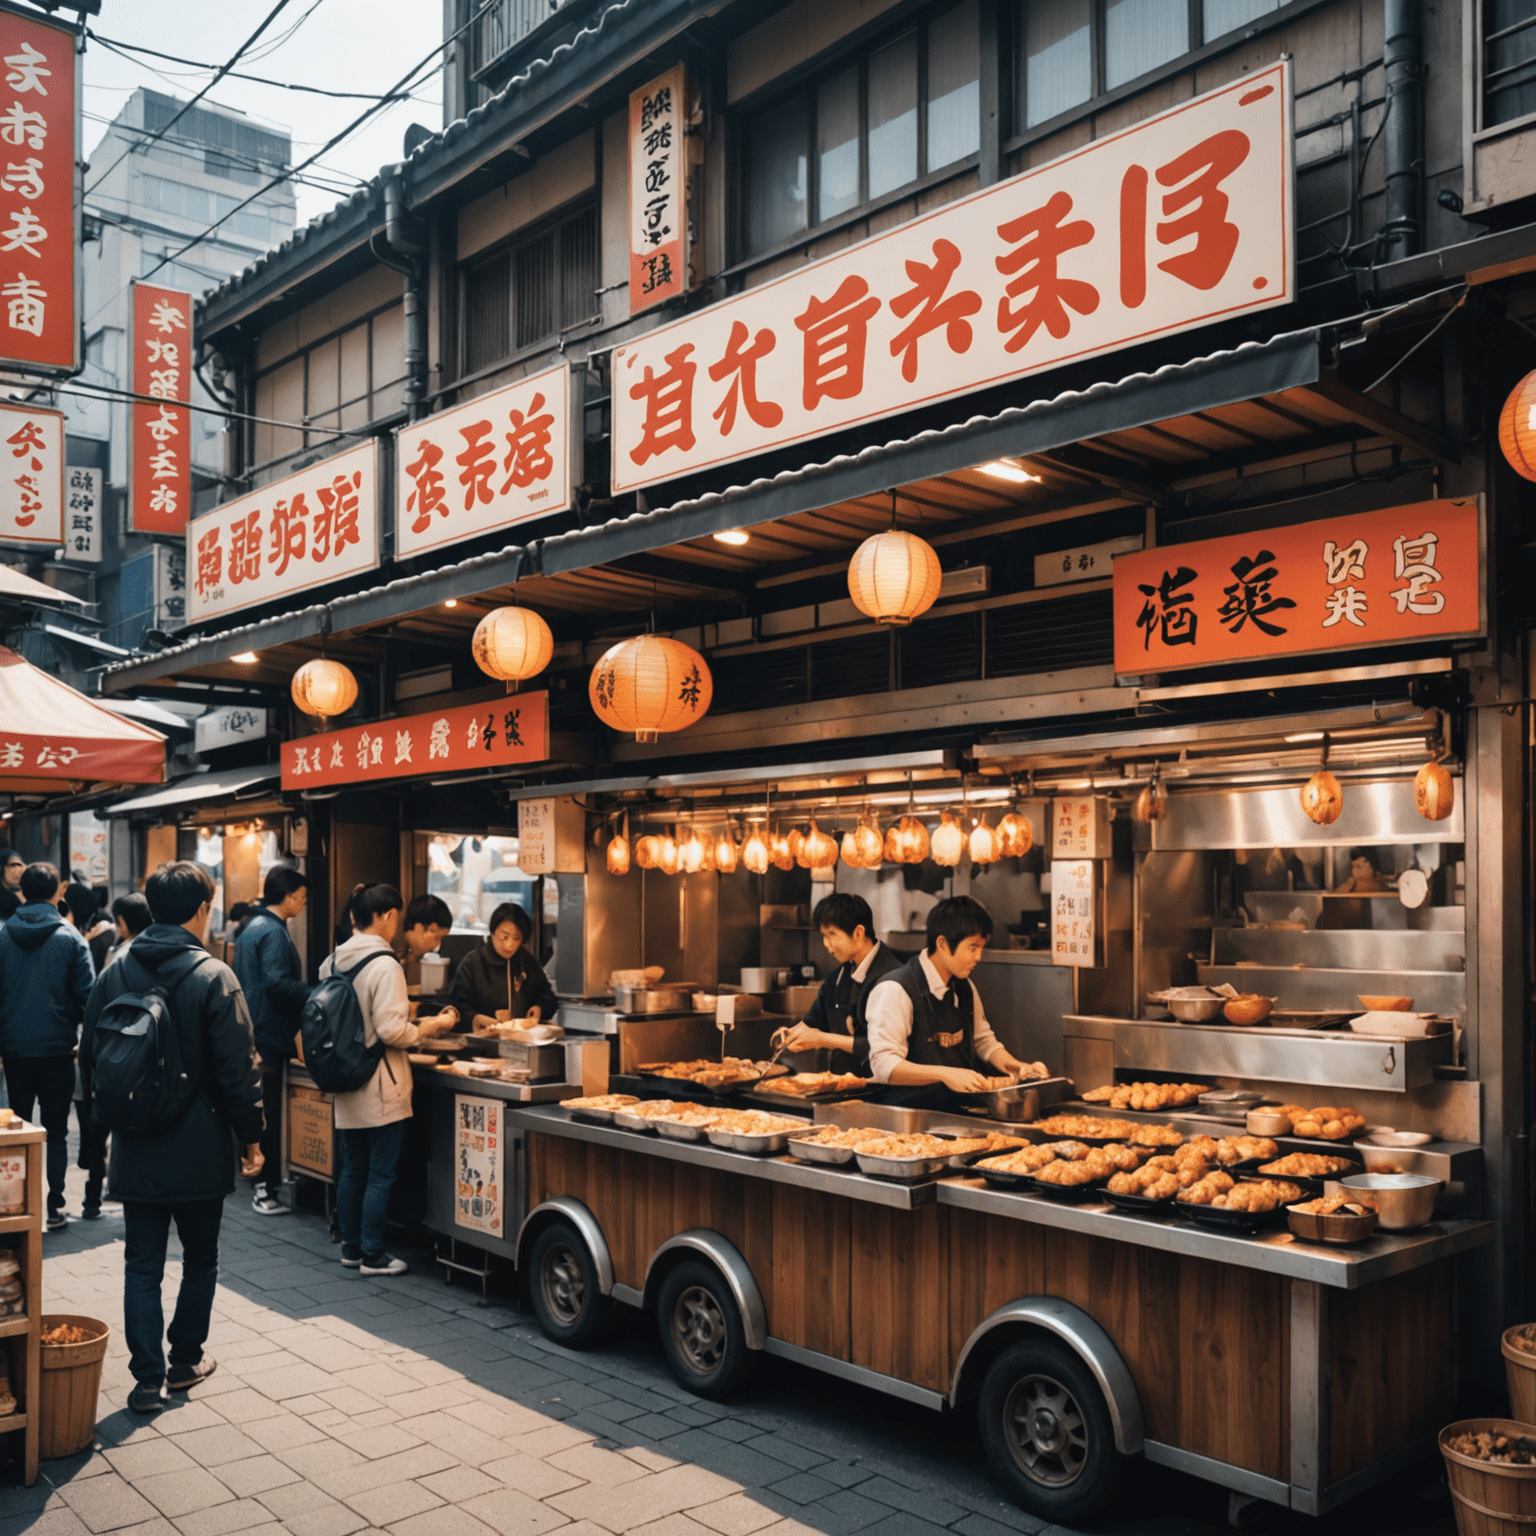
1504, 1332, 1536, 1424
1442, 1421, 1536, 1536
38, 1315, 109, 1460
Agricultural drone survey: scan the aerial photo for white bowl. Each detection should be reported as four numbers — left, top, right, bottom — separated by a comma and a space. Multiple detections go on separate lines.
1363, 1129, 1433, 1148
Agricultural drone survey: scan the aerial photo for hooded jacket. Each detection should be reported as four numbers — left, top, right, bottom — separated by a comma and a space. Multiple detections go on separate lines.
0, 900, 94, 1057
232, 904, 309, 1061
321, 931, 424, 1130
80, 923, 263, 1204
449, 940, 557, 1025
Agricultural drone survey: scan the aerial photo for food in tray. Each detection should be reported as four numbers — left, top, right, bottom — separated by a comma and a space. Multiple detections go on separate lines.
706, 1108, 803, 1135
1107, 1163, 1181, 1200
756, 1072, 869, 1098
1127, 1123, 1184, 1148
1028, 1114, 1136, 1139
1082, 1081, 1209, 1111
444, 1060, 508, 1078
1034, 1149, 1115, 1186
564, 1094, 640, 1113
655, 1104, 723, 1127
638, 1058, 786, 1088
939, 1131, 1027, 1157
1510, 1325, 1536, 1357
789, 1125, 891, 1150
857, 1133, 960, 1160
977, 1143, 1064, 1175
623, 1099, 694, 1120
1099, 1143, 1147, 1172
1217, 1179, 1303, 1212
1176, 1171, 1236, 1206
1258, 1152, 1359, 1179
1264, 1104, 1368, 1140
1216, 1136, 1280, 1165
1445, 1430, 1536, 1465
1292, 1194, 1375, 1217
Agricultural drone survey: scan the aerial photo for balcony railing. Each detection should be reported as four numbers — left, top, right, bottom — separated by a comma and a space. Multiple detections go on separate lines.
471, 0, 573, 80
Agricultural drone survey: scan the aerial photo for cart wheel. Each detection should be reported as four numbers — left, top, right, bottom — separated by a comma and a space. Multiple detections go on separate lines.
977, 1338, 1124, 1523
527, 1221, 611, 1347
656, 1259, 755, 1399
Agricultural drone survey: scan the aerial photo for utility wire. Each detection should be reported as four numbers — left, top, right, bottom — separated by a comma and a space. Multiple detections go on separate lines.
84, 0, 298, 198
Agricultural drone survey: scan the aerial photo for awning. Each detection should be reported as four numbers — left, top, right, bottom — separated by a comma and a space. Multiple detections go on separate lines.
104, 761, 279, 817
0, 567, 85, 608
43, 623, 125, 655
95, 697, 195, 733
0, 646, 163, 790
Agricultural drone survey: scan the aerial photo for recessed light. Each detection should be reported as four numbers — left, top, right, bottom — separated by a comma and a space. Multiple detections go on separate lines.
713, 530, 749, 546
1285, 731, 1325, 743
231, 652, 258, 664
979, 459, 1042, 484
444, 599, 458, 608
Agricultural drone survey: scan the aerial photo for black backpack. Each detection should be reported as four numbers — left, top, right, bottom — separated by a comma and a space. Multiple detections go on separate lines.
89, 950, 209, 1134
299, 950, 397, 1093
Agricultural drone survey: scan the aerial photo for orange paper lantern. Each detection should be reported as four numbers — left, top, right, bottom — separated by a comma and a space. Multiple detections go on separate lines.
589, 635, 713, 742
998, 812, 1034, 858
715, 829, 740, 873
741, 827, 769, 875
931, 810, 964, 867
847, 530, 942, 626
606, 832, 631, 876
291, 658, 358, 720
1500, 371, 1536, 482
472, 606, 553, 683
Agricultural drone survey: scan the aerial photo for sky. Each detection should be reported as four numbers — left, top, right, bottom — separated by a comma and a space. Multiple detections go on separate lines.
81, 0, 446, 228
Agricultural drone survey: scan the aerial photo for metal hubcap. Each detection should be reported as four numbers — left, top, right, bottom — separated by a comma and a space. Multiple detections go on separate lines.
672, 1285, 727, 1375
1002, 1373, 1089, 1488
540, 1245, 585, 1326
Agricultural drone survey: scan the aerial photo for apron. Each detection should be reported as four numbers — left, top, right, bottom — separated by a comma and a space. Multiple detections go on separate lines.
880, 952, 981, 1108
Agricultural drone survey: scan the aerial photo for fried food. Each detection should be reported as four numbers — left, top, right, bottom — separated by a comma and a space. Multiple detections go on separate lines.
655, 1104, 722, 1127
1183, 1135, 1219, 1161
1258, 1152, 1358, 1179
1216, 1136, 1279, 1165
1127, 1123, 1183, 1148
757, 1072, 869, 1097
790, 1125, 890, 1150
1292, 1195, 1375, 1216
940, 1131, 1027, 1156
1082, 1081, 1209, 1110
1446, 1431, 1536, 1465
1034, 1148, 1114, 1186
624, 1099, 693, 1119
639, 1057, 784, 1088
1215, 1179, 1303, 1212
1107, 1164, 1181, 1200
978, 1144, 1063, 1175
707, 1109, 804, 1135
1176, 1171, 1236, 1206
1100, 1143, 1146, 1172
563, 1094, 639, 1112
1290, 1106, 1367, 1141
857, 1133, 957, 1159
1028, 1114, 1138, 1139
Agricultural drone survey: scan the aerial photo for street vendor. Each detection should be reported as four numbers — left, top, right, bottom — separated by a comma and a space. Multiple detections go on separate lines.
449, 901, 558, 1031
782, 893, 902, 1075
864, 896, 1044, 1105
402, 894, 458, 1027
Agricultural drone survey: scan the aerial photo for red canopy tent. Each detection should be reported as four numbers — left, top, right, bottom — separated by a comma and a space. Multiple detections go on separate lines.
0, 645, 163, 793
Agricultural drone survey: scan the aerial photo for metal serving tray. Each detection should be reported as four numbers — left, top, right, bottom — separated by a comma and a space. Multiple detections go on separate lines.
563, 1099, 639, 1125
705, 1124, 800, 1155
854, 1151, 950, 1182
654, 1116, 716, 1142
784, 1131, 856, 1165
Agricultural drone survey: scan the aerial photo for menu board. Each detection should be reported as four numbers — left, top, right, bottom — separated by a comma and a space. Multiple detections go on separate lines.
287, 1085, 334, 1180
1051, 797, 1112, 860
454, 1094, 503, 1239
1051, 860, 1100, 969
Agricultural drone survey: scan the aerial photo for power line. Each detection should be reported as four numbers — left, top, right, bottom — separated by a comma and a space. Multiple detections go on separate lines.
84, 0, 299, 198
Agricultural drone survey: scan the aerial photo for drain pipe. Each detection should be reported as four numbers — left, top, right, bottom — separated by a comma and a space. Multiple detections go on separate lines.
1380, 0, 1423, 262
371, 167, 429, 422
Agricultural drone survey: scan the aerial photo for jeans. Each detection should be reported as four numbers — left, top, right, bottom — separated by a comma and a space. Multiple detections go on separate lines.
337, 1121, 406, 1261
122, 1197, 224, 1385
4, 1056, 75, 1214
258, 1060, 285, 1197
75, 1103, 107, 1212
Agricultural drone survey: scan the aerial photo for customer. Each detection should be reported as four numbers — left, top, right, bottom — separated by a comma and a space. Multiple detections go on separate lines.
450, 902, 557, 1031
0, 862, 95, 1228
105, 892, 152, 968
325, 883, 453, 1276
63, 883, 114, 972
231, 866, 310, 1217
80, 860, 263, 1415
0, 848, 24, 921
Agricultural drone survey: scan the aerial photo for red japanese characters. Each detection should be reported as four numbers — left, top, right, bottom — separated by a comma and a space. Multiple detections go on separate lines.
130, 283, 193, 534
0, 401, 59, 544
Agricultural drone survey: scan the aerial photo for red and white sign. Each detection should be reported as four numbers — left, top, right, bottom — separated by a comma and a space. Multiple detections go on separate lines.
1112, 498, 1483, 675
0, 11, 76, 374
130, 282, 193, 534
629, 63, 687, 314
188, 441, 380, 624
281, 693, 549, 789
613, 61, 1293, 493
395, 364, 573, 559
0, 400, 60, 544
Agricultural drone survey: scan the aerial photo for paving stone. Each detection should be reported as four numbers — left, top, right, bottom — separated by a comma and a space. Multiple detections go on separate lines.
324, 1422, 427, 1460
240, 1413, 328, 1453
312, 1446, 460, 1500
213, 1455, 304, 1499
457, 1488, 572, 1536
686, 1495, 783, 1536
167, 1425, 266, 1468
800, 1491, 900, 1535
415, 1469, 502, 1504
0, 1509, 91, 1536
762, 1472, 840, 1506
627, 1518, 720, 1536
59, 1475, 162, 1533
253, 1482, 346, 1522
152, 1402, 230, 1436
238, 1363, 339, 1401
546, 1443, 654, 1487
549, 1465, 743, 1533
135, 1469, 237, 1521
851, 1479, 964, 1528
102, 1440, 201, 1481
854, 1517, 956, 1536
740, 1439, 826, 1475
343, 1482, 443, 1527
170, 1501, 280, 1536
503, 1423, 595, 1461
648, 1432, 794, 1492
384, 1509, 499, 1536
478, 1450, 586, 1501
953, 1518, 1046, 1536
280, 1507, 371, 1536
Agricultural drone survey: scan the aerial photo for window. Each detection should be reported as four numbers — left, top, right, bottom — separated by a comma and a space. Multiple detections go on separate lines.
1016, 0, 1281, 129
459, 204, 598, 374
1483, 1, 1536, 129
743, 0, 979, 256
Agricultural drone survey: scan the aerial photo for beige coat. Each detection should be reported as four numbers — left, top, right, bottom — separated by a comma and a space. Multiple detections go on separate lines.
321, 932, 422, 1130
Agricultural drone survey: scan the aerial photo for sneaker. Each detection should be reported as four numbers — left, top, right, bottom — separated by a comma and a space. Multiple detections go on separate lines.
359, 1253, 408, 1277
81, 1206, 101, 1221
167, 1355, 216, 1392
340, 1245, 362, 1269
128, 1381, 165, 1414
251, 1192, 288, 1216
45, 1212, 67, 1232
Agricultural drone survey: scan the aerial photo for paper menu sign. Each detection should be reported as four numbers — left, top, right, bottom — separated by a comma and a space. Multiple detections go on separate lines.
1052, 798, 1112, 860
1051, 860, 1099, 969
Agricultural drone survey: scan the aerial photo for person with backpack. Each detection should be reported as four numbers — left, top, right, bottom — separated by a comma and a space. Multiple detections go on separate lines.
314, 883, 452, 1277
231, 866, 310, 1217
79, 861, 264, 1415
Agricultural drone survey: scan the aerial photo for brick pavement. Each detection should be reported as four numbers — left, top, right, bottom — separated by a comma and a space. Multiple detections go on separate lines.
0, 1157, 1458, 1536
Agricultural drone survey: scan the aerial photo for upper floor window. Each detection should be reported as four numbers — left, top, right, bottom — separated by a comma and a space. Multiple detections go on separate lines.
1017, 0, 1280, 130
743, 0, 980, 256
1482, 1, 1536, 129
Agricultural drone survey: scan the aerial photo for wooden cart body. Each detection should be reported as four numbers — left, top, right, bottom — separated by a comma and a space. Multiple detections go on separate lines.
512, 1109, 1492, 1516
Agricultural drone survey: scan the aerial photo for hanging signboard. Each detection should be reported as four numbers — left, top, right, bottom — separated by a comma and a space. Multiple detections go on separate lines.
628, 63, 688, 314
129, 282, 193, 534
188, 441, 380, 624
0, 400, 60, 545
1112, 497, 1483, 676
0, 10, 77, 374
280, 691, 549, 790
63, 465, 100, 562
394, 363, 573, 559
453, 1094, 503, 1239
611, 60, 1293, 493
1051, 798, 1113, 860
1051, 860, 1100, 969
194, 705, 269, 753
153, 541, 185, 629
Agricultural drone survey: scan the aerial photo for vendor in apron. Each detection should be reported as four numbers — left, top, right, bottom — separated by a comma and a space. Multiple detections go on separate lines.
865, 896, 1036, 1107
782, 893, 902, 1074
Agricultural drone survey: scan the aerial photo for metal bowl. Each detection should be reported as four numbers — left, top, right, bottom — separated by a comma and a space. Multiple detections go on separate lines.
1168, 996, 1224, 1023
1335, 1172, 1441, 1230
1287, 1204, 1379, 1244
964, 1077, 1073, 1123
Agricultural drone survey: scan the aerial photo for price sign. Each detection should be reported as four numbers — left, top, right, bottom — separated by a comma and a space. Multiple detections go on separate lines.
1051, 860, 1100, 969
454, 1094, 503, 1238
1051, 797, 1112, 860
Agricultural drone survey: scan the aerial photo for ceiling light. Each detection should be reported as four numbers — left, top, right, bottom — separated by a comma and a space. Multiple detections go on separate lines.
1284, 731, 1325, 743
979, 459, 1042, 484
231, 652, 258, 664
713, 530, 749, 546
444, 599, 458, 608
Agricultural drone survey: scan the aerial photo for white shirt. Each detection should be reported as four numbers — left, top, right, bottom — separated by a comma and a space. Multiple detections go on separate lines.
864, 949, 1007, 1083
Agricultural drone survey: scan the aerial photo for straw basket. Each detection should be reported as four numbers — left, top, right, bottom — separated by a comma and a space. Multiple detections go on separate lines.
1442, 1421, 1536, 1536
38, 1315, 109, 1459
1504, 1331, 1536, 1424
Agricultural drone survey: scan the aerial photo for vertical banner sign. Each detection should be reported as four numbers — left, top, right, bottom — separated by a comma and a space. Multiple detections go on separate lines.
63, 465, 100, 561
130, 282, 193, 534
1051, 861, 1099, 969
152, 541, 185, 629
453, 1095, 503, 1238
0, 400, 60, 544
628, 63, 687, 314
0, 11, 75, 373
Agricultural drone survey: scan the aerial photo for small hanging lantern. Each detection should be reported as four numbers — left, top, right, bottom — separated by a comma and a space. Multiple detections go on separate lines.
715, 825, 740, 873
897, 815, 930, 864
787, 826, 806, 867
678, 826, 706, 873
969, 815, 999, 866
1301, 736, 1343, 827
1133, 769, 1167, 825
291, 657, 358, 721
635, 835, 661, 870
472, 606, 553, 688
770, 826, 795, 872
998, 811, 1034, 858
840, 828, 862, 868
1416, 754, 1455, 822
803, 821, 838, 869
1500, 371, 1536, 482
931, 810, 964, 867
853, 814, 884, 868
656, 832, 680, 876
589, 635, 713, 742
847, 528, 942, 627
741, 825, 769, 875
606, 812, 631, 876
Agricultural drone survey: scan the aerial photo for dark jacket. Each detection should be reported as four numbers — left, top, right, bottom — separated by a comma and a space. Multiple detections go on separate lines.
80, 923, 264, 1204
450, 941, 558, 1024
0, 885, 19, 922
231, 905, 308, 1061
0, 900, 94, 1057
801, 941, 903, 1072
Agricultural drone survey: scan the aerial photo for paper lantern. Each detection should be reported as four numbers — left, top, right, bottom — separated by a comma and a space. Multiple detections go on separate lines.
606, 829, 631, 876
1301, 770, 1343, 826
770, 828, 795, 872
853, 818, 883, 868
883, 821, 903, 862
847, 530, 942, 626
655, 833, 680, 876
895, 815, 930, 864
841, 829, 862, 868
931, 811, 964, 867
291, 658, 358, 720
472, 606, 553, 683
635, 835, 661, 870
1416, 759, 1455, 822
998, 812, 1034, 858
741, 826, 769, 875
787, 826, 806, 867
715, 828, 740, 873
679, 827, 706, 873
969, 817, 999, 866
803, 822, 837, 869
1500, 371, 1536, 482
589, 635, 713, 742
